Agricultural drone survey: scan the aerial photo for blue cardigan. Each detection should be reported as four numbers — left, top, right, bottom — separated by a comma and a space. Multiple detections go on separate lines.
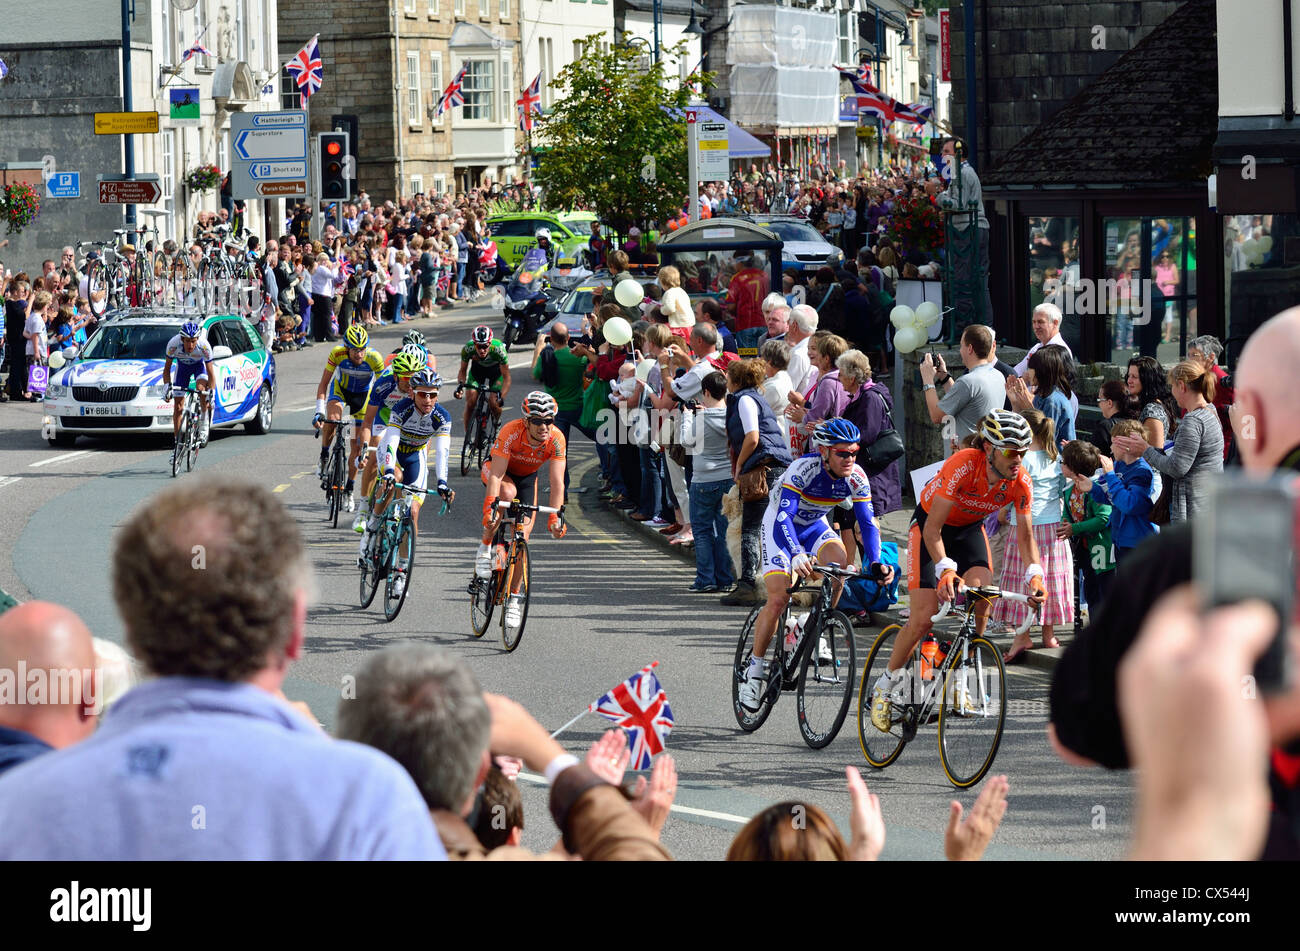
1090, 457, 1157, 549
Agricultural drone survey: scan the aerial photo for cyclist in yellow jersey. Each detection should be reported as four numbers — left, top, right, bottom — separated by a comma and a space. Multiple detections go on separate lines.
314, 323, 385, 512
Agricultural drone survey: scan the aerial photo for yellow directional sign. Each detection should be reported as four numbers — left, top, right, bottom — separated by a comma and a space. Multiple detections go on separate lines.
94, 112, 160, 135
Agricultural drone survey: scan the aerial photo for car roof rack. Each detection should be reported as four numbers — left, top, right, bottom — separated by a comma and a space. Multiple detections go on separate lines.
99, 305, 207, 322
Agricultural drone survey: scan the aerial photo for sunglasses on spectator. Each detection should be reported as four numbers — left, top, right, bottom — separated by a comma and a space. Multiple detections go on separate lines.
830, 447, 859, 459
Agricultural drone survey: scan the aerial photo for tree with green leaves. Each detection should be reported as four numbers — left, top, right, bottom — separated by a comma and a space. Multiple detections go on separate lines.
532, 36, 711, 236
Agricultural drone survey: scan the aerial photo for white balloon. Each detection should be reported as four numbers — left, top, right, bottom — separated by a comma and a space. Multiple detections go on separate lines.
893, 325, 923, 354
614, 279, 644, 308
1241, 238, 1258, 257
910, 309, 932, 331
603, 316, 633, 347
48, 351, 65, 370
889, 305, 915, 329
1247, 249, 1265, 268
915, 301, 940, 324
1258, 235, 1274, 254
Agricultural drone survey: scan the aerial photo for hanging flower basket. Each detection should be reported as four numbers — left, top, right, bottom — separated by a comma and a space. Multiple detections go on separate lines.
0, 182, 41, 234
884, 194, 945, 258
184, 164, 222, 192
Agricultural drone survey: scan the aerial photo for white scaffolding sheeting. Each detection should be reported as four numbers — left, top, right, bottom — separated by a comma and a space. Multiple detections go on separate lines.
725, 6, 839, 128
725, 6, 838, 68
729, 65, 840, 127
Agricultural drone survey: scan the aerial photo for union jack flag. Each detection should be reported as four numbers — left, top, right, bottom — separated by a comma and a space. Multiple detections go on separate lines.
285, 34, 323, 101
516, 72, 542, 133
436, 64, 468, 118
588, 663, 674, 771
837, 69, 897, 123
904, 102, 935, 124
180, 44, 213, 64
855, 62, 872, 85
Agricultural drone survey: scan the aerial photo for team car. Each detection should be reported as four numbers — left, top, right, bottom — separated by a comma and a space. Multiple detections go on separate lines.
40, 309, 276, 447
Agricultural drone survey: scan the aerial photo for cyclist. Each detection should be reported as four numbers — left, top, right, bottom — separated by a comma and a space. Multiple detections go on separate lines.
313, 323, 385, 512
867, 409, 1046, 732
362, 369, 453, 597
352, 348, 422, 532
738, 418, 895, 712
474, 391, 568, 631
162, 320, 216, 447
384, 329, 437, 372
455, 324, 510, 432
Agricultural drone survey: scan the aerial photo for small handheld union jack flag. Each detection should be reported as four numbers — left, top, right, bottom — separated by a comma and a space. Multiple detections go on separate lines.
285, 34, 323, 101
436, 64, 468, 118
588, 663, 674, 771
180, 44, 213, 65
516, 72, 542, 133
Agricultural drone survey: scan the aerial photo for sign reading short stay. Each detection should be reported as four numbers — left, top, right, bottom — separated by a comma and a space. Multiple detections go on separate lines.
229, 110, 308, 201
46, 172, 80, 199
697, 121, 729, 181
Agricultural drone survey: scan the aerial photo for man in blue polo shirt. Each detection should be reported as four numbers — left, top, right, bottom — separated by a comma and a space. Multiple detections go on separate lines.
0, 478, 445, 861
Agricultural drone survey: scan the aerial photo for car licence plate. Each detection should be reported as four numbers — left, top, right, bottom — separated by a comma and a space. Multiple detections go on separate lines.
81, 405, 125, 416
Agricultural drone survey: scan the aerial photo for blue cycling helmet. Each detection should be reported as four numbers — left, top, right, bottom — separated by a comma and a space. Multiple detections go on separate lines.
811, 417, 861, 448
180, 320, 201, 339
409, 369, 441, 391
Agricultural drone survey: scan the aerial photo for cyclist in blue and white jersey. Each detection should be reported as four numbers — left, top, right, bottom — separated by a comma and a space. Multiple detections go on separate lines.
738, 417, 895, 712
352, 345, 424, 532
162, 321, 216, 446
361, 370, 454, 594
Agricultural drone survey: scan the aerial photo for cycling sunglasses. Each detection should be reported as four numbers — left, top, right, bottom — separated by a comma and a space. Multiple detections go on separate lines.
526, 415, 554, 426
830, 447, 859, 459
997, 447, 1026, 459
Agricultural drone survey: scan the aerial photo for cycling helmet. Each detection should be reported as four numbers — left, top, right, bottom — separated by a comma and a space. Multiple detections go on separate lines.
409, 369, 441, 391
399, 341, 427, 362
180, 320, 201, 339
523, 391, 558, 419
344, 324, 369, 349
811, 417, 862, 448
534, 227, 552, 241
391, 351, 421, 377
472, 324, 493, 345
401, 329, 427, 349
978, 409, 1033, 450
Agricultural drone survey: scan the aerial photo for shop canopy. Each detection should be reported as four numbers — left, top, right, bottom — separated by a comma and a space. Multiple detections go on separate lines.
664, 105, 770, 159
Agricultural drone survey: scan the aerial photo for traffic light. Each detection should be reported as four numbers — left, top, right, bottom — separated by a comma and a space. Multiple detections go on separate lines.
332, 114, 360, 199
318, 132, 349, 200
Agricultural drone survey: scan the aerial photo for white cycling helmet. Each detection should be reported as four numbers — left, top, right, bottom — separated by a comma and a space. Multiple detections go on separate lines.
523, 391, 557, 419
534, 227, 552, 241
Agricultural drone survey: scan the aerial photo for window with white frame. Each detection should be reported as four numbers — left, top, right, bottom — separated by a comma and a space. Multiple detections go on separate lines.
407, 52, 422, 124
236, 0, 247, 64
161, 131, 175, 239
499, 0, 509, 17
433, 174, 447, 196
280, 69, 302, 109
461, 59, 495, 121
411, 175, 424, 195
429, 0, 439, 14
431, 52, 444, 123
501, 53, 512, 118
405, 0, 416, 13
573, 39, 583, 61
160, 0, 173, 64
479, 0, 489, 16
218, 131, 229, 178
838, 11, 852, 66
455, 0, 465, 17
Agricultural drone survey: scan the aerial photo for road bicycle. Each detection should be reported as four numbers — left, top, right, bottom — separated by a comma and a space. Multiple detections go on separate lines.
856, 583, 1038, 788
169, 378, 209, 477
358, 480, 421, 622
731, 563, 861, 750
313, 415, 355, 528
468, 499, 560, 652
455, 379, 501, 478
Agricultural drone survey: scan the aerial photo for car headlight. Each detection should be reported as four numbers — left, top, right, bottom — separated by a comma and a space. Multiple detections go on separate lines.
45, 384, 68, 400
144, 384, 169, 399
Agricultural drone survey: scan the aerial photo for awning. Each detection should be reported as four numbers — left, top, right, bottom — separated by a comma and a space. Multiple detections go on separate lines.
665, 105, 771, 159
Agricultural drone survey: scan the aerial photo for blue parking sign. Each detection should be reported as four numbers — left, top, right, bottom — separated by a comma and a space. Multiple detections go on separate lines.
46, 173, 80, 199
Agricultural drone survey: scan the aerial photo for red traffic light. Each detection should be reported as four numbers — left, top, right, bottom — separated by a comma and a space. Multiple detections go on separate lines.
325, 140, 342, 156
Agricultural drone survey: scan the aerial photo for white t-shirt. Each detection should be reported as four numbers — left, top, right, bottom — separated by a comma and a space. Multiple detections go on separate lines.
737, 392, 761, 434
24, 311, 46, 358
787, 337, 814, 396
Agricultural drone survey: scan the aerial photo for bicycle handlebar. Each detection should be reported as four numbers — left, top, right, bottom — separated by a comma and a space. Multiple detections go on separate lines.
495, 500, 561, 515
785, 562, 863, 594
931, 583, 1040, 636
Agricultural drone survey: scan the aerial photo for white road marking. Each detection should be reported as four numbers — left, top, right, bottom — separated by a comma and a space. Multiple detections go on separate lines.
0, 476, 21, 490
516, 771, 748, 825
285, 404, 319, 413
508, 359, 534, 370
30, 449, 97, 468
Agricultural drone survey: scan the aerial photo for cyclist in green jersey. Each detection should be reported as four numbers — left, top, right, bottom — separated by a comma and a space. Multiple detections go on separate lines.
456, 324, 511, 431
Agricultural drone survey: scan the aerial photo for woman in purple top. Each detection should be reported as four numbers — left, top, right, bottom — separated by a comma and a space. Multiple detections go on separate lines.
838, 349, 902, 517
784, 333, 850, 455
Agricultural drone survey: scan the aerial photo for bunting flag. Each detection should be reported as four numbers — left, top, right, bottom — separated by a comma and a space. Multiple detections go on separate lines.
515, 72, 542, 132
436, 63, 468, 118
285, 34, 323, 101
180, 44, 213, 64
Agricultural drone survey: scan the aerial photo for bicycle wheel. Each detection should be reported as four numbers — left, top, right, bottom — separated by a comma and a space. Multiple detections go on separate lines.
383, 515, 416, 622
87, 263, 109, 317
185, 407, 198, 472
796, 610, 857, 750
938, 636, 1007, 789
171, 414, 188, 478
468, 569, 498, 637
358, 536, 381, 608
857, 624, 911, 769
461, 411, 480, 477
731, 606, 786, 733
328, 438, 348, 528
500, 539, 530, 651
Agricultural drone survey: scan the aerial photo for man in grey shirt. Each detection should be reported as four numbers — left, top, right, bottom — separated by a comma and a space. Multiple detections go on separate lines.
927, 137, 993, 331
920, 324, 1005, 455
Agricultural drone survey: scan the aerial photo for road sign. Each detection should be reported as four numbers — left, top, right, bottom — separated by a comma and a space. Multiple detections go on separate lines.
697, 121, 729, 181
230, 110, 308, 201
46, 172, 81, 199
98, 177, 162, 204
255, 181, 307, 197
94, 111, 160, 135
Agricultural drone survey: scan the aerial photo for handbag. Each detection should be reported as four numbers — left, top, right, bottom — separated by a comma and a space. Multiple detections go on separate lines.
860, 386, 905, 474
736, 460, 770, 502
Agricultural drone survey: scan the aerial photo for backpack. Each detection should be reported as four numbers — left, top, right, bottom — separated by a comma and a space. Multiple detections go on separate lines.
835, 542, 901, 614
538, 345, 560, 390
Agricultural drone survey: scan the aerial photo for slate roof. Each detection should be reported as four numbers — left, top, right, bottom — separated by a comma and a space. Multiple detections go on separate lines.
982, 0, 1217, 188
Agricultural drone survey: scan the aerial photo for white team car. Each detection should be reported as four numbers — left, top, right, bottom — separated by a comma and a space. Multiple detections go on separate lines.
40, 309, 276, 447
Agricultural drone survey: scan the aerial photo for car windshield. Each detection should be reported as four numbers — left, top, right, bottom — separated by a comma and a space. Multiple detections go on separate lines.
79, 324, 177, 361
562, 218, 593, 236
560, 290, 596, 314
760, 220, 825, 244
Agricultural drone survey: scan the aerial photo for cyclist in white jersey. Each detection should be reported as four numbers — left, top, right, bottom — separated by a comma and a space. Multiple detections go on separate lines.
162, 320, 215, 445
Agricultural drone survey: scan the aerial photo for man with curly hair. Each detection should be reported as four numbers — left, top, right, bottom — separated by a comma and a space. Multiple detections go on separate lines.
0, 477, 445, 861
